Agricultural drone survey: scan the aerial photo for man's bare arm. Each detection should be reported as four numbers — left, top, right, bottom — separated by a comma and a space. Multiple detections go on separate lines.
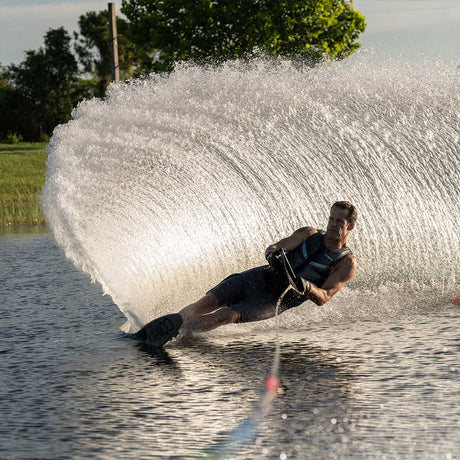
307, 255, 357, 306
265, 227, 317, 257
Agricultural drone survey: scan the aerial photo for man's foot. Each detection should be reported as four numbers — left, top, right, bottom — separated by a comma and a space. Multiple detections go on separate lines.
133, 313, 183, 347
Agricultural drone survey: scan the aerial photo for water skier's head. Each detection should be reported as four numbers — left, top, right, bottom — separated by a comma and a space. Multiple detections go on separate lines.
326, 201, 357, 242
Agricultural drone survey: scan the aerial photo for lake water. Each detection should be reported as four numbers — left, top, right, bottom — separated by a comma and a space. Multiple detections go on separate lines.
1, 231, 458, 459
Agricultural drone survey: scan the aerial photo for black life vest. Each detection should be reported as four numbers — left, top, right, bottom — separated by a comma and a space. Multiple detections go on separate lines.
288, 230, 352, 288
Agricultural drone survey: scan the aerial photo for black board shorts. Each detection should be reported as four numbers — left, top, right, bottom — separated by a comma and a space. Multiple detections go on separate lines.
207, 265, 307, 323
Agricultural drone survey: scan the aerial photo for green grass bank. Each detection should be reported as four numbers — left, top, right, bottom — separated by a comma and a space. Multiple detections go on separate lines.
0, 142, 47, 227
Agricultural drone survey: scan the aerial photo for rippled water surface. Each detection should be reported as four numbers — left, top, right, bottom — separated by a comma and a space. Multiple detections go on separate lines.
1, 232, 458, 459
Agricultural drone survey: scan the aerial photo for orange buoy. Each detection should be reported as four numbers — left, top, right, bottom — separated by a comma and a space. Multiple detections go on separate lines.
265, 375, 280, 392
451, 296, 460, 305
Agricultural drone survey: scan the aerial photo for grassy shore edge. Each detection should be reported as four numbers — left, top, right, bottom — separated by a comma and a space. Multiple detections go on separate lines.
0, 142, 48, 227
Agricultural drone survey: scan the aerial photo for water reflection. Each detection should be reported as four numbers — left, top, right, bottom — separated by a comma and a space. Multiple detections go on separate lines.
105, 334, 361, 459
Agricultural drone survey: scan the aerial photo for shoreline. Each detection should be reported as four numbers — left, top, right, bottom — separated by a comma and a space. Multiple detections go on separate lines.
0, 142, 47, 227
0, 224, 50, 236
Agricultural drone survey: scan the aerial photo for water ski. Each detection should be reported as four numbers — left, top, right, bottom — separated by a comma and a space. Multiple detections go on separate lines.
133, 313, 183, 347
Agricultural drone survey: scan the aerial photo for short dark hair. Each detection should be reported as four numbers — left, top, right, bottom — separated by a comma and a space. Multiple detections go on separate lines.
331, 201, 357, 225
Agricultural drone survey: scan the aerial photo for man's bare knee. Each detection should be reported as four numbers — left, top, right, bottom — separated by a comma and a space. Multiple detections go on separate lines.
200, 293, 219, 309
215, 306, 239, 325
179, 293, 219, 321
182, 306, 238, 333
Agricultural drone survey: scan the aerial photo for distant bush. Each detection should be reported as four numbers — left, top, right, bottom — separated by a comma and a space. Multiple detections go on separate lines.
39, 132, 50, 143
4, 132, 23, 144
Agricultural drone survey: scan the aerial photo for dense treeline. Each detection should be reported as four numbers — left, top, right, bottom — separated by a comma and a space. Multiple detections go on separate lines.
0, 13, 140, 142
0, 1, 365, 142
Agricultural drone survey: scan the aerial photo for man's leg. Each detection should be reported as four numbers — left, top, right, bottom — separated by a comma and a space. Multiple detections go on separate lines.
182, 306, 239, 333
177, 271, 248, 333
179, 293, 219, 322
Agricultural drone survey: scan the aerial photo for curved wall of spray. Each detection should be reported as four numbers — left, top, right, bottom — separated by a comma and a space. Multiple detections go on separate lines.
41, 53, 459, 332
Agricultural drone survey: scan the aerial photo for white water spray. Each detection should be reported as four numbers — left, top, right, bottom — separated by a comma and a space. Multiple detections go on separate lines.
41, 53, 459, 332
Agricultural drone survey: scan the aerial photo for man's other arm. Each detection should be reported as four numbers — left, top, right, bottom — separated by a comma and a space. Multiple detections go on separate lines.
265, 227, 317, 256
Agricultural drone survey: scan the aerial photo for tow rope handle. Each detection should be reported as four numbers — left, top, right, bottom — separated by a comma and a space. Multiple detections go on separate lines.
278, 249, 310, 295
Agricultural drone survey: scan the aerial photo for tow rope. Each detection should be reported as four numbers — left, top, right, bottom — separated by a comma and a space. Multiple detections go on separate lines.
206, 284, 293, 459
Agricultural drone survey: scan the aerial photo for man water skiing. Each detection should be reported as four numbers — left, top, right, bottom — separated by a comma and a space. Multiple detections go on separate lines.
135, 201, 357, 346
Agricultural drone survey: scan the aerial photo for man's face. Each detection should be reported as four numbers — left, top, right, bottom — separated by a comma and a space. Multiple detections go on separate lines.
325, 206, 354, 241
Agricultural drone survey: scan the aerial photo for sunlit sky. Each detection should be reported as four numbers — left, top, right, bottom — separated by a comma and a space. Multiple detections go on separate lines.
0, 0, 459, 66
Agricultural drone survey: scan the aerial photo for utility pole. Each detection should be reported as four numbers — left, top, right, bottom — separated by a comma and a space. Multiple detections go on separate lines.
108, 3, 119, 82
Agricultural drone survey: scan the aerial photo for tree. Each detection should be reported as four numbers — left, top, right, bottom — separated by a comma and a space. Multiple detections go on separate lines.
74, 10, 141, 97
5, 27, 80, 140
0, 66, 19, 140
121, 0, 366, 72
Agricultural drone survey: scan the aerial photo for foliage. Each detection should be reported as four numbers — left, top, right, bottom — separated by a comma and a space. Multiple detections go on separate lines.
3, 27, 80, 140
4, 132, 24, 144
74, 10, 141, 97
121, 0, 366, 72
0, 15, 139, 141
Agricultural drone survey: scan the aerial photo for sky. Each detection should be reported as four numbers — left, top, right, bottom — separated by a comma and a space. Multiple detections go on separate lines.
0, 0, 459, 66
